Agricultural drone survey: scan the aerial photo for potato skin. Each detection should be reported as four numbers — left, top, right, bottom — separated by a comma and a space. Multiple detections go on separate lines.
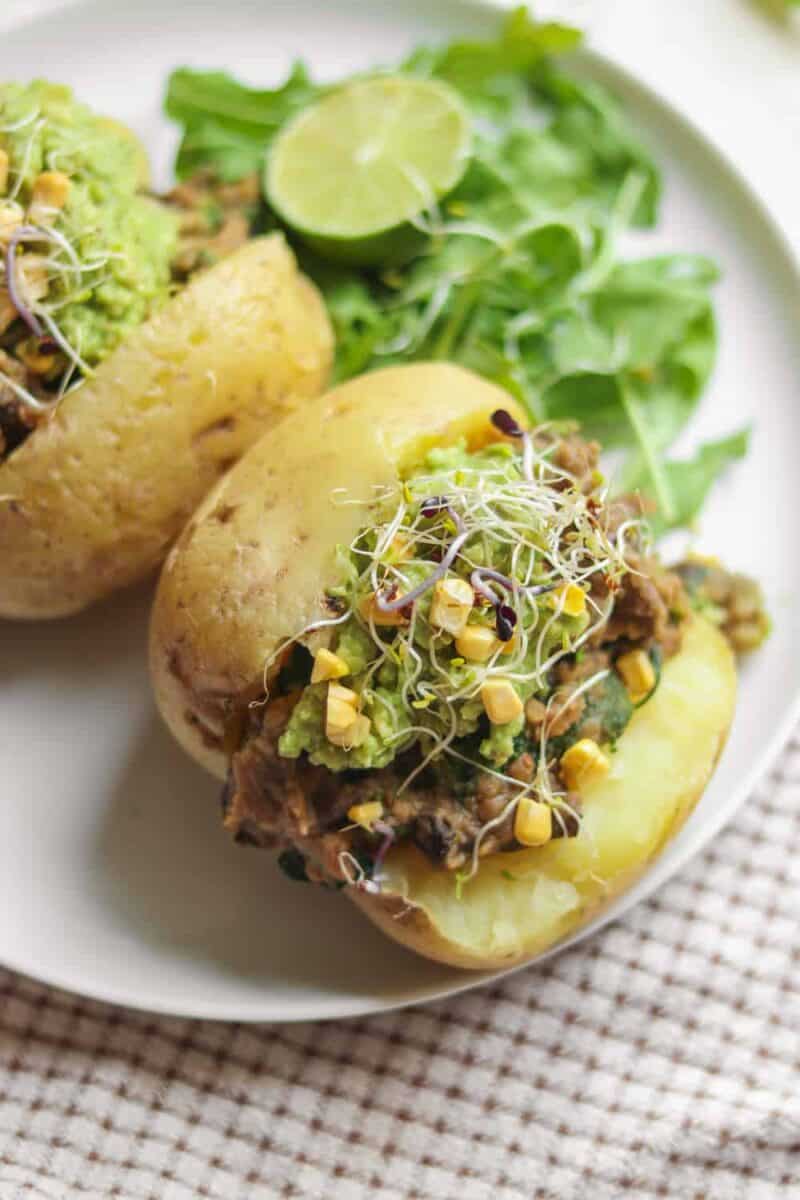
149, 363, 737, 968
353, 615, 736, 969
0, 234, 333, 618
149, 363, 525, 778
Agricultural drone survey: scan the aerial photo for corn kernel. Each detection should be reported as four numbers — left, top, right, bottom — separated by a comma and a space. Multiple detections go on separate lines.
480, 678, 523, 725
328, 682, 358, 707
311, 648, 349, 684
0, 150, 8, 195
347, 801, 383, 829
615, 648, 655, 703
28, 170, 71, 225
455, 625, 497, 662
499, 633, 519, 656
326, 699, 356, 740
329, 714, 372, 750
0, 204, 21, 244
514, 796, 553, 847
16, 254, 48, 305
325, 682, 359, 743
549, 583, 586, 617
359, 592, 409, 626
560, 738, 610, 793
430, 576, 473, 635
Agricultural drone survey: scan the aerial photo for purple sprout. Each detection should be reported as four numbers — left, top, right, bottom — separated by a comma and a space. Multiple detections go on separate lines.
490, 409, 525, 439
375, 496, 469, 614
470, 568, 556, 642
490, 408, 534, 482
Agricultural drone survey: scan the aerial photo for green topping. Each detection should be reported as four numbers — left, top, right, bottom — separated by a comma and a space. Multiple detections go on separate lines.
0, 81, 178, 371
278, 435, 637, 786
546, 669, 634, 761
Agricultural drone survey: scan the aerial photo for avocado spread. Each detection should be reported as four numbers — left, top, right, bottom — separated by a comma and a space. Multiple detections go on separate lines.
278, 438, 593, 772
0, 80, 178, 367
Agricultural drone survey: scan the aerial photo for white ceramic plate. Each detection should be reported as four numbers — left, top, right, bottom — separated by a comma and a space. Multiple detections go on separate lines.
2, 0, 799, 1022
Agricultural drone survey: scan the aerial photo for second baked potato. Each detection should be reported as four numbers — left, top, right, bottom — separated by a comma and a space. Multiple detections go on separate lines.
0, 234, 333, 617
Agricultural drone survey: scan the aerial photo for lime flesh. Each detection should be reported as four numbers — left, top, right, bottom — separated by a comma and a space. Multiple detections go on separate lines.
265, 76, 471, 265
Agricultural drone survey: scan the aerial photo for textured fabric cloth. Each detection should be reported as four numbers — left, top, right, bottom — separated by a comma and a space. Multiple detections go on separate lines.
0, 736, 797, 1200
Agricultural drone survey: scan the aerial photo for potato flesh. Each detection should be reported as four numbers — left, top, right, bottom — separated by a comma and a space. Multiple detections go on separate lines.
377, 616, 736, 967
0, 234, 333, 618
150, 363, 525, 776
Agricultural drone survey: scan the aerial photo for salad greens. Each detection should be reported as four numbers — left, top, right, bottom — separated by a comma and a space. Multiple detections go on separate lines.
164, 6, 747, 533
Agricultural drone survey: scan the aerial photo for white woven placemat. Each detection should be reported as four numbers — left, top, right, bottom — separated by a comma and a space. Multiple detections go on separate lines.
0, 738, 798, 1200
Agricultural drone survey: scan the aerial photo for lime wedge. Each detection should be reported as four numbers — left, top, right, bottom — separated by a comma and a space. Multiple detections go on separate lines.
265, 76, 471, 265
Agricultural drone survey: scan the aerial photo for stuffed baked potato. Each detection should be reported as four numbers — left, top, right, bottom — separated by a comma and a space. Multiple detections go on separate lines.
150, 363, 737, 969
0, 236, 332, 617
0, 81, 333, 617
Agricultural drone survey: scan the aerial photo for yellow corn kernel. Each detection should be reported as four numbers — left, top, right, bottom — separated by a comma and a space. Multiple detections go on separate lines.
347, 800, 383, 830
0, 204, 21, 243
430, 576, 473, 636
455, 624, 497, 662
328, 682, 358, 707
16, 254, 49, 305
480, 678, 523, 725
549, 583, 587, 618
615, 648, 655, 703
359, 592, 409, 626
0, 150, 8, 195
28, 170, 71, 225
325, 698, 357, 742
560, 738, 610, 793
329, 713, 372, 750
325, 682, 359, 743
514, 796, 553, 847
311, 648, 349, 684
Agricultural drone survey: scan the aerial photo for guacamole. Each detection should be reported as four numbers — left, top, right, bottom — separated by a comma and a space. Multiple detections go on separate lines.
0, 81, 178, 366
278, 439, 590, 773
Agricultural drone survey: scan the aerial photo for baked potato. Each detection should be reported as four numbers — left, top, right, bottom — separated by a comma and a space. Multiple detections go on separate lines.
0, 235, 333, 617
150, 362, 737, 969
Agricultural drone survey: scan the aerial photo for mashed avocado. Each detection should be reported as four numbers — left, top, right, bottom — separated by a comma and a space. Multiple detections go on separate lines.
0, 81, 177, 365
279, 440, 588, 772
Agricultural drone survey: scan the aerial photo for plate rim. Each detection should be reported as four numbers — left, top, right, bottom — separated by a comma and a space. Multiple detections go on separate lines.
2, 0, 799, 1022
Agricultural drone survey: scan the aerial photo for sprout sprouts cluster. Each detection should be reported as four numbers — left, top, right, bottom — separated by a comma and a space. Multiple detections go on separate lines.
266, 419, 648, 889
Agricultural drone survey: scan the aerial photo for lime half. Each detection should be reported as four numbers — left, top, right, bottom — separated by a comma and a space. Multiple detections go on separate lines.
265, 76, 471, 266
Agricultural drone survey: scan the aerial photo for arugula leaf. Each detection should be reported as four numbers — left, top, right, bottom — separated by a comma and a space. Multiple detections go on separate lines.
403, 6, 582, 90
637, 429, 751, 536
165, 63, 319, 179
162, 7, 744, 535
